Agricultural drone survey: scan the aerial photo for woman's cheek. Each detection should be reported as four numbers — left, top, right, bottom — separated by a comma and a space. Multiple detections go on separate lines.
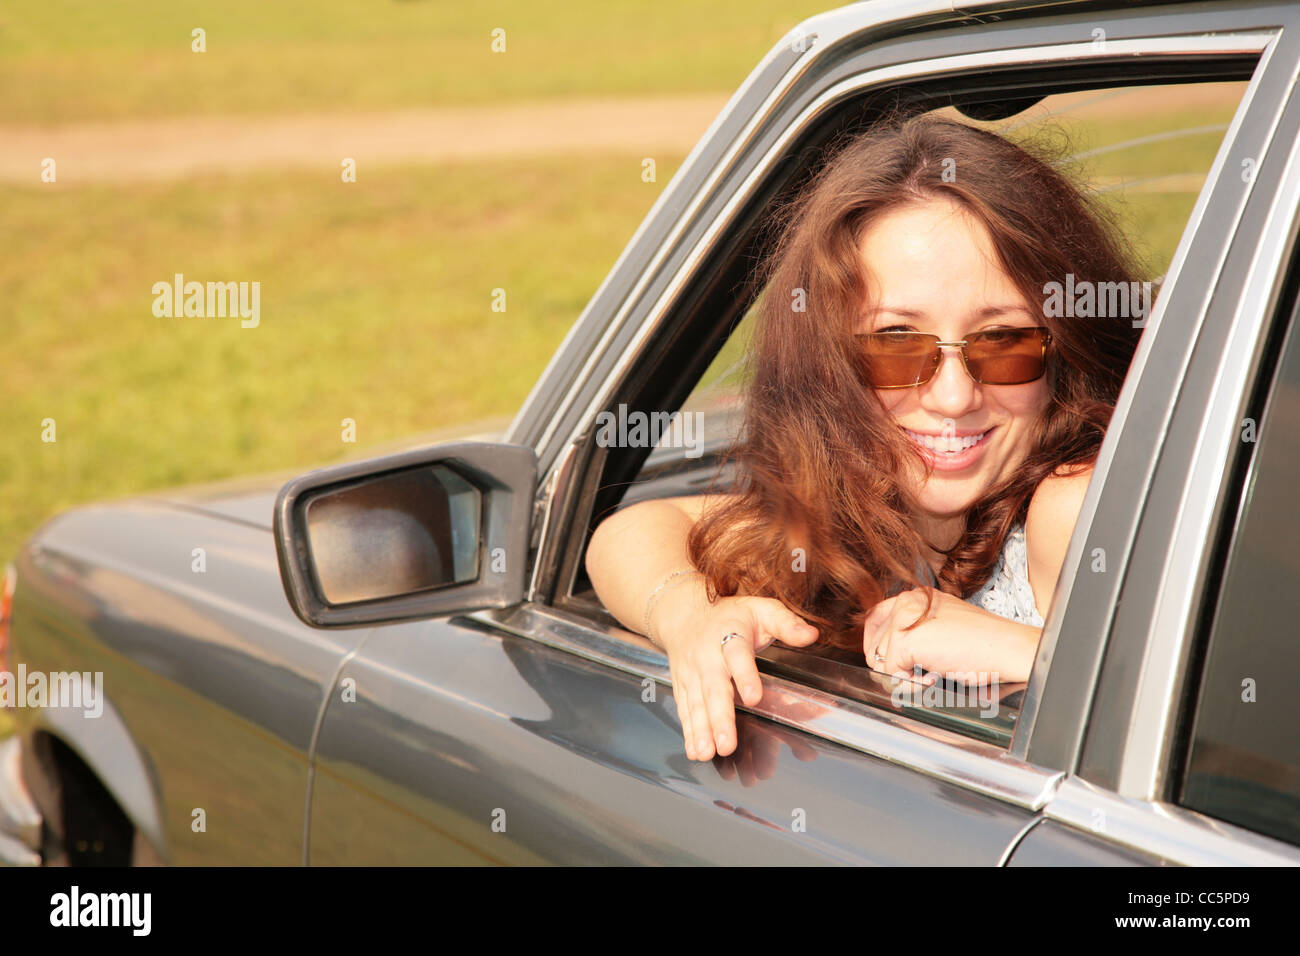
874, 389, 908, 417
1004, 380, 1051, 415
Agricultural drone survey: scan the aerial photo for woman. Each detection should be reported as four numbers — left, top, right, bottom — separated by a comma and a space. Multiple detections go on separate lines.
585, 113, 1144, 761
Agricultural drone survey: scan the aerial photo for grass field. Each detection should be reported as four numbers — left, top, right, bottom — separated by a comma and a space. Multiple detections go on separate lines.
0, 152, 683, 564
0, 0, 831, 122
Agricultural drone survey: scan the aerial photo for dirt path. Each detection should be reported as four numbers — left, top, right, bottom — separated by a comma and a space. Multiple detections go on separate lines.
0, 83, 1241, 186
0, 93, 728, 184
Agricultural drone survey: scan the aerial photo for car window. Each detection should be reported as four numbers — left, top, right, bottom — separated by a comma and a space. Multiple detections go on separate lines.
573, 76, 1253, 747
668, 81, 1248, 457
1177, 271, 1300, 847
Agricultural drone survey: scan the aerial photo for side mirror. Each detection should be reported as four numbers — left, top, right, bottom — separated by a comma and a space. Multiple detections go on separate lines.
273, 442, 537, 627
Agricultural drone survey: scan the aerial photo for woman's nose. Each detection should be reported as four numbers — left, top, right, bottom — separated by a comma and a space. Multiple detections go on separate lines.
920, 345, 981, 417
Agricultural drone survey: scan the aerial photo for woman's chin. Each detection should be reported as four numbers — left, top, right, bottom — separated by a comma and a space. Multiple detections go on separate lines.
917, 479, 987, 520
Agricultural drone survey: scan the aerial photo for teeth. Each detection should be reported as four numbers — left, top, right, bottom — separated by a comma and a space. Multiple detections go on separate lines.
906, 429, 987, 454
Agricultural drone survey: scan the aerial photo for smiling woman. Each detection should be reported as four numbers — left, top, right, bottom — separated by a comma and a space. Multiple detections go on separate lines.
585, 113, 1146, 760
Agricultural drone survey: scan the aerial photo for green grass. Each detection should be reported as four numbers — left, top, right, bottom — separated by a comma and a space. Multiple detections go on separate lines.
0, 0, 833, 122
0, 153, 683, 564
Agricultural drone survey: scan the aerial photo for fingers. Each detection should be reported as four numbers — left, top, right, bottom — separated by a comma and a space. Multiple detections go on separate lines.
694, 617, 759, 759
662, 596, 818, 762
702, 687, 737, 758
677, 653, 752, 761
862, 596, 897, 670
722, 637, 763, 707
755, 602, 820, 649
669, 661, 698, 760
864, 591, 933, 675
670, 655, 736, 761
684, 670, 717, 760
863, 595, 897, 637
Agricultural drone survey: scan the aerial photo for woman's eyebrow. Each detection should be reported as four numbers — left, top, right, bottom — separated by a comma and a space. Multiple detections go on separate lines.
863, 306, 925, 318
862, 304, 1033, 321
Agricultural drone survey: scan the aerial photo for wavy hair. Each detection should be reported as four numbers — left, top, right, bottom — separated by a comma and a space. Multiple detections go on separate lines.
687, 113, 1145, 650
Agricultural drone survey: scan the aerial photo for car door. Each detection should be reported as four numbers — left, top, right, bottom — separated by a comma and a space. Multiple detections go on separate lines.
1010, 34, 1300, 865
304, 0, 1294, 864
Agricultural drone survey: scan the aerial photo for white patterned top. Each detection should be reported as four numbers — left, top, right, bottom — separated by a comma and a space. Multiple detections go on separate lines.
966, 522, 1044, 627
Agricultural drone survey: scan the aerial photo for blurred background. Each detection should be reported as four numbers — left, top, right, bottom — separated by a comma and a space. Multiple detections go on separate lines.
0, 0, 833, 574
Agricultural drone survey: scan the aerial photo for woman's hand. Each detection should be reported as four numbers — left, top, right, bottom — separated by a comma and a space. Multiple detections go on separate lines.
863, 588, 1040, 686
653, 590, 820, 761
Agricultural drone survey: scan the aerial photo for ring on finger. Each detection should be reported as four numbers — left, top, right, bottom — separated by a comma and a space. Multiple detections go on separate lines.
720, 632, 744, 649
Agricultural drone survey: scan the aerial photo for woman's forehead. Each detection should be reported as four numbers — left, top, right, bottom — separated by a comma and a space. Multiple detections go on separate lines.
854, 199, 1030, 326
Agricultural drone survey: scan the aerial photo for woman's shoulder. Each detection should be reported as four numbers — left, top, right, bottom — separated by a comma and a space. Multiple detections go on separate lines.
1028, 462, 1094, 520
1024, 462, 1095, 615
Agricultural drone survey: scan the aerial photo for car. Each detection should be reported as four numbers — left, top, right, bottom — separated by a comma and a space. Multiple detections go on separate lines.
3, 0, 1299, 866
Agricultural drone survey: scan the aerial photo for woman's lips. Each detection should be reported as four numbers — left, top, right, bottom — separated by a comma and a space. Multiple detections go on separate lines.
903, 426, 994, 472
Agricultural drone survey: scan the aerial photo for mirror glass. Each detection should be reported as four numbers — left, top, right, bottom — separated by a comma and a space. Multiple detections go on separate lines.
302, 464, 481, 605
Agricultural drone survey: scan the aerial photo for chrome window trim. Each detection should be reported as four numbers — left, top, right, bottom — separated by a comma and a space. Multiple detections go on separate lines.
1114, 84, 1300, 799
1012, 31, 1280, 763
525, 29, 1276, 758
1043, 776, 1300, 865
470, 601, 1064, 811
526, 439, 579, 603
503, 0, 974, 459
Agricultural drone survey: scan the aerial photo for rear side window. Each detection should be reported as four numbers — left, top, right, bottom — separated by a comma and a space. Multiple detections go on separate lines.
1178, 279, 1300, 847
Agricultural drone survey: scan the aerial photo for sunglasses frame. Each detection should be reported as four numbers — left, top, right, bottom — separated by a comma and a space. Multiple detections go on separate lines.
855, 326, 1054, 389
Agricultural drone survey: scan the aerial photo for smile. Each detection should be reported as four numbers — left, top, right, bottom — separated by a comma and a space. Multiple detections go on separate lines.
904, 427, 990, 453
903, 426, 995, 471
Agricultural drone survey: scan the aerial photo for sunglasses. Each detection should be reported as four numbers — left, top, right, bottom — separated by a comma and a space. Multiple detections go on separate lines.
854, 326, 1052, 388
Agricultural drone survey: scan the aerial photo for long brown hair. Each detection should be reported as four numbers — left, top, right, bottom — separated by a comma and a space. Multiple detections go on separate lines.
687, 113, 1144, 650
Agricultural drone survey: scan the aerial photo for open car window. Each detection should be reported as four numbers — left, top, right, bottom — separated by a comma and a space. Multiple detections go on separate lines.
565, 71, 1255, 749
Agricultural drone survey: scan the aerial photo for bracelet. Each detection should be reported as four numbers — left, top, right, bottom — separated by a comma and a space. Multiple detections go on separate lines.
642, 568, 704, 641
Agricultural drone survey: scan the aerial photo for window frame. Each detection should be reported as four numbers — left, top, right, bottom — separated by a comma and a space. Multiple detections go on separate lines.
484, 4, 1293, 824
1071, 28, 1300, 809
1175, 259, 1300, 848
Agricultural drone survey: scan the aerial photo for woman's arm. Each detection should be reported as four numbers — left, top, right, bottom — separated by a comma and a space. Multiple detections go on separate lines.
1024, 463, 1095, 621
584, 494, 820, 760
584, 494, 724, 642
867, 464, 1097, 684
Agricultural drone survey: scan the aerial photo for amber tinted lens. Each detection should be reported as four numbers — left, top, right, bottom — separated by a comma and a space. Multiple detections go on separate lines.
858, 332, 941, 387
963, 328, 1048, 384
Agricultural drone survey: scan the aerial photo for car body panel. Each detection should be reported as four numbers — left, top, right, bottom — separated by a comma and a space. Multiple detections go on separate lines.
11, 503, 367, 863
1006, 820, 1170, 867
307, 611, 1037, 865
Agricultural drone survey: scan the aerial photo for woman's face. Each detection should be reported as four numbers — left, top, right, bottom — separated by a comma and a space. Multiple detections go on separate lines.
854, 197, 1050, 525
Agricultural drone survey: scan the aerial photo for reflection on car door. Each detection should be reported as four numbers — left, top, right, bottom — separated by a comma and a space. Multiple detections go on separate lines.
306, 609, 1038, 864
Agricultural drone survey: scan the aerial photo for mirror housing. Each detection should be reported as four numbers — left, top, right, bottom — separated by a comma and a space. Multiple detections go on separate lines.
273, 442, 537, 628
